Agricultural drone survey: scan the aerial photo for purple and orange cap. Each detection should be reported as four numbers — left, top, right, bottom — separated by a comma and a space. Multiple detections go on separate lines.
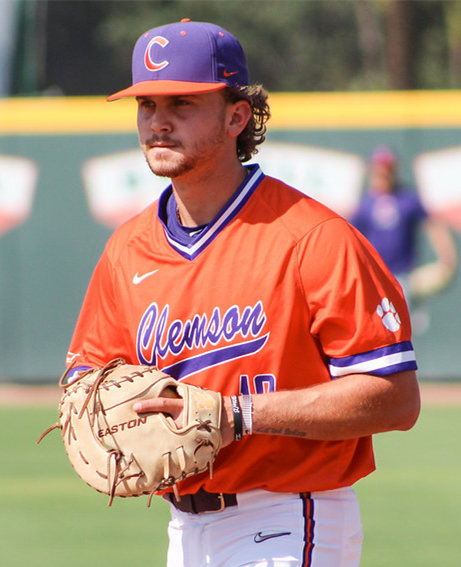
107, 19, 249, 101
370, 146, 397, 169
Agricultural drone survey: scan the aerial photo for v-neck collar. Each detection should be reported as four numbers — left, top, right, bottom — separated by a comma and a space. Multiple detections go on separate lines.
158, 164, 265, 260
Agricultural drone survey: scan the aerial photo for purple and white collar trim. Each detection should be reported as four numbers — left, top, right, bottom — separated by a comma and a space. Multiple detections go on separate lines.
158, 164, 264, 260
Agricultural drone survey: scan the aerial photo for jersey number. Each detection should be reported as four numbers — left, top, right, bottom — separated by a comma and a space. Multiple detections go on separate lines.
239, 374, 276, 394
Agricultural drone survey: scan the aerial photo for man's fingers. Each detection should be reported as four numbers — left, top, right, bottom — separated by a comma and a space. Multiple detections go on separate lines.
133, 399, 160, 413
133, 397, 184, 423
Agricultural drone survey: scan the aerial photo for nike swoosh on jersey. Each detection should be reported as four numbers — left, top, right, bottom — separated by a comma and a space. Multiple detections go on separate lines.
254, 531, 291, 543
132, 269, 159, 285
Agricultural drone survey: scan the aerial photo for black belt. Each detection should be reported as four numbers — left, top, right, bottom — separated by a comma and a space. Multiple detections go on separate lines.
163, 488, 238, 514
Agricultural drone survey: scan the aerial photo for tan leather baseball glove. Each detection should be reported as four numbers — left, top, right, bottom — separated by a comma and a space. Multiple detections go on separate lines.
37, 359, 222, 505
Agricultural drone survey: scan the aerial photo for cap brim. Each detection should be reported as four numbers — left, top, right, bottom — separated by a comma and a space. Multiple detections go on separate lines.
106, 80, 227, 101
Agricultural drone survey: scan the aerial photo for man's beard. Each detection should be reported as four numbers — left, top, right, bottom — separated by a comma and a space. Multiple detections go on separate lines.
143, 144, 196, 179
142, 111, 228, 179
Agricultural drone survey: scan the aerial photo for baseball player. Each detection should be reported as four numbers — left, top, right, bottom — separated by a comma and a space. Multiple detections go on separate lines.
66, 20, 420, 567
350, 146, 458, 302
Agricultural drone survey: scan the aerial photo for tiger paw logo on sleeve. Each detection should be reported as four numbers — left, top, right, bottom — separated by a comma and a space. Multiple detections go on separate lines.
376, 298, 401, 332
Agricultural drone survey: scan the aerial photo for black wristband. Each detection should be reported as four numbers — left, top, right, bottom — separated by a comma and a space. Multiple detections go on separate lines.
230, 395, 243, 441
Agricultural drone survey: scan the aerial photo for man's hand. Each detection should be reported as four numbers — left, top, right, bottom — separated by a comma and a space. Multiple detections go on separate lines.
133, 394, 235, 447
40, 361, 224, 502
133, 394, 184, 427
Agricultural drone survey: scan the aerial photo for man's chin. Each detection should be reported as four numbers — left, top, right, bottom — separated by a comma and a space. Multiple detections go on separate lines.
145, 158, 193, 179
148, 167, 172, 178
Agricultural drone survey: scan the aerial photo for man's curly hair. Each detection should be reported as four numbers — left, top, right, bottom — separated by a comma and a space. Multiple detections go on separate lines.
223, 85, 271, 163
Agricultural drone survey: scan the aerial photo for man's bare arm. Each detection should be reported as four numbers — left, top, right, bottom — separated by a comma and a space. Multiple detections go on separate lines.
249, 370, 420, 441
134, 370, 420, 447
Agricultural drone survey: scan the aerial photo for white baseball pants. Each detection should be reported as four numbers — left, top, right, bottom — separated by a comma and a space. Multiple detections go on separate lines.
165, 487, 363, 567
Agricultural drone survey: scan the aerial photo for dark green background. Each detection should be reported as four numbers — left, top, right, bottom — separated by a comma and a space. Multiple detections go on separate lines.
1, 127, 459, 381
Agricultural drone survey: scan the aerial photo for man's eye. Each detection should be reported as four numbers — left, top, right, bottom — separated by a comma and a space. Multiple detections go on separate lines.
138, 99, 154, 109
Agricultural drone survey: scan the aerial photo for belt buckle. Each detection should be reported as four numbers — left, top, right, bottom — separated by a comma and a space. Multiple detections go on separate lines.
203, 493, 226, 514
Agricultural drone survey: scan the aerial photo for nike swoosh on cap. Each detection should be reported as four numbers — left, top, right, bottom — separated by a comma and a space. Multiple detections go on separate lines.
254, 531, 291, 543
132, 269, 159, 285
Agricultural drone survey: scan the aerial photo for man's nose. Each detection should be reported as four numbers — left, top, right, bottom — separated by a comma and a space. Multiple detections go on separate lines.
150, 107, 172, 133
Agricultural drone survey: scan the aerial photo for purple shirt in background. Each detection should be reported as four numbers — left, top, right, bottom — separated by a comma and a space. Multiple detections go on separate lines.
351, 187, 428, 275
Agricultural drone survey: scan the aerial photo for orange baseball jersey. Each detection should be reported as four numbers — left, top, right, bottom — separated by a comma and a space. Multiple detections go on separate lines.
67, 164, 417, 495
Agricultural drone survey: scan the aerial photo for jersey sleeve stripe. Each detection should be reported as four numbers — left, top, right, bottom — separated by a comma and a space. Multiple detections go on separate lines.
328, 341, 417, 377
66, 365, 93, 384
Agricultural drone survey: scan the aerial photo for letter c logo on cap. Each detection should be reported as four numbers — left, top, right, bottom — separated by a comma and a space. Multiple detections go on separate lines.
144, 36, 169, 72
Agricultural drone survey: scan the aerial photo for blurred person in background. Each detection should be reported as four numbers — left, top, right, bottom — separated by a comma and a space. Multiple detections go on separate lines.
350, 146, 457, 331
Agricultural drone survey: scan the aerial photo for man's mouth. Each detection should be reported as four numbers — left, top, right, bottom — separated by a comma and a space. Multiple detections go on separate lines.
146, 137, 178, 149
150, 142, 175, 148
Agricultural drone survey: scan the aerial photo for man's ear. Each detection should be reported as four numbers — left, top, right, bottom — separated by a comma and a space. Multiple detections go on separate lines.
227, 100, 252, 138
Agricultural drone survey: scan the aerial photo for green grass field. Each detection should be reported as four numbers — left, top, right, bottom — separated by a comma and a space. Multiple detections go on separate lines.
1, 404, 459, 566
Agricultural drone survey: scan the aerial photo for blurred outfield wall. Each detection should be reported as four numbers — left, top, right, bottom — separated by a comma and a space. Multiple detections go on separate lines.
0, 91, 460, 382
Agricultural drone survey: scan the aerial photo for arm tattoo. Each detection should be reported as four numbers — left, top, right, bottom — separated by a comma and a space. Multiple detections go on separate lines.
254, 426, 307, 438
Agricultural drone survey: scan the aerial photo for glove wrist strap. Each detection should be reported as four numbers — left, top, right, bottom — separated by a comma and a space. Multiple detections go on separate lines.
231, 395, 243, 441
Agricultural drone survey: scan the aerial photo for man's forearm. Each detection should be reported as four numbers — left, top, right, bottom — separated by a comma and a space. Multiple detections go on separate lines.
231, 370, 420, 442
135, 370, 420, 446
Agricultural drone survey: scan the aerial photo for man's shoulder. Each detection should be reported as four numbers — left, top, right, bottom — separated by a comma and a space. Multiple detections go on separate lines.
255, 174, 342, 235
104, 201, 159, 257
394, 186, 427, 211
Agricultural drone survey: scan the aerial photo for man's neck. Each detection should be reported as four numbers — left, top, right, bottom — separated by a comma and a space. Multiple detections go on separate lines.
172, 163, 248, 227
